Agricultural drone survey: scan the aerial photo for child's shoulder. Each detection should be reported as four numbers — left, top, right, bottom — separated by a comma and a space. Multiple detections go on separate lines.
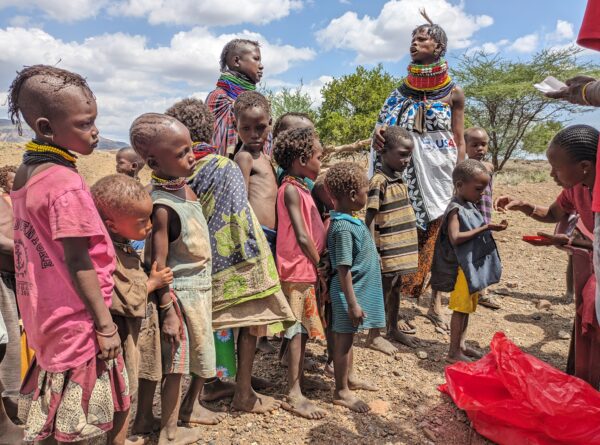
482, 161, 494, 174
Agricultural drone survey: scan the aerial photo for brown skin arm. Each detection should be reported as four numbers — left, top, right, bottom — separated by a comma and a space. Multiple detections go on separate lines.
365, 208, 376, 237
283, 184, 320, 266
234, 150, 253, 193
337, 265, 365, 327
545, 76, 600, 107
0, 233, 13, 256
146, 261, 174, 294
450, 86, 466, 162
495, 196, 566, 224
62, 237, 120, 360
447, 210, 507, 246
0, 198, 13, 255
151, 204, 181, 343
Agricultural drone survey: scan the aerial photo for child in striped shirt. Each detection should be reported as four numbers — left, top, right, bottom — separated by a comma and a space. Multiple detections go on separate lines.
365, 126, 419, 354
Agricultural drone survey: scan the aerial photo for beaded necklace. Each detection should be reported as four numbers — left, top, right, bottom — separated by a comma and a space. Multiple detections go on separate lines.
404, 59, 452, 91
23, 140, 77, 168
150, 172, 187, 191
283, 174, 309, 192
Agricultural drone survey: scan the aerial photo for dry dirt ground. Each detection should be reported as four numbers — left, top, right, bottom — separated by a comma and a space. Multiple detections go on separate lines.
0, 146, 572, 444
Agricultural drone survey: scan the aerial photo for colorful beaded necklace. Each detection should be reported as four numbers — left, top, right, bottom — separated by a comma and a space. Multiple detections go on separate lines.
150, 173, 187, 191
283, 175, 309, 192
404, 58, 452, 92
23, 140, 77, 168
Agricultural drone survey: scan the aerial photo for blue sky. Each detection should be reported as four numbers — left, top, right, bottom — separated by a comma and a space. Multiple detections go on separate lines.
0, 0, 597, 141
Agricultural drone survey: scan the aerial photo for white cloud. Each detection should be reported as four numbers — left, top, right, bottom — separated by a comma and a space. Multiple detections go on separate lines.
0, 26, 315, 139
0, 0, 107, 22
302, 75, 333, 107
467, 39, 509, 55
550, 20, 574, 41
8, 15, 32, 27
315, 0, 493, 63
509, 33, 539, 53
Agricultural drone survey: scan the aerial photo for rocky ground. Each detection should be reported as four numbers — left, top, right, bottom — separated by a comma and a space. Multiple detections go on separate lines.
0, 146, 572, 444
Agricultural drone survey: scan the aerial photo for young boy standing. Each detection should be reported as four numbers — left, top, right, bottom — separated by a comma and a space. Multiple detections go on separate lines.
207, 39, 270, 157
464, 127, 501, 310
365, 126, 419, 354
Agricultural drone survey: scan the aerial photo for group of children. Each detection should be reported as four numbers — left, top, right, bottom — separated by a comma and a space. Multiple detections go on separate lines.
0, 39, 512, 445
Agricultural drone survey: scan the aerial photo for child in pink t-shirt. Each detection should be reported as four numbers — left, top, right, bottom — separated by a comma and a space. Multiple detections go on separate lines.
8, 65, 130, 444
273, 127, 327, 420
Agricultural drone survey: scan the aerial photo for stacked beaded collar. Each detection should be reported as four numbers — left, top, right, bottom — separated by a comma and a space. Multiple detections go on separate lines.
23, 140, 77, 169
282, 174, 310, 192
400, 58, 455, 100
150, 173, 187, 191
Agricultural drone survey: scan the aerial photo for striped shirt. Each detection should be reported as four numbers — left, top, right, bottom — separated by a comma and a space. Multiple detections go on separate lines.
367, 170, 418, 275
328, 212, 385, 333
478, 176, 494, 225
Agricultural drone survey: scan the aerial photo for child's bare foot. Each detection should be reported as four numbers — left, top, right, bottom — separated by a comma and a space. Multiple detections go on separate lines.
281, 354, 321, 371
426, 311, 450, 332
179, 399, 226, 426
397, 319, 416, 334
132, 415, 161, 435
251, 375, 274, 390
158, 425, 204, 445
323, 362, 334, 377
366, 336, 397, 355
201, 379, 236, 402
256, 337, 277, 354
0, 418, 23, 445
348, 376, 378, 392
462, 346, 484, 359
126, 435, 153, 445
445, 352, 474, 364
333, 389, 370, 413
231, 389, 281, 414
283, 395, 327, 420
389, 329, 420, 348
302, 376, 331, 391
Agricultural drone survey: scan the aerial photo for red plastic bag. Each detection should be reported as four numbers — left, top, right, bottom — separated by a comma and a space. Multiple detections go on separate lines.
439, 332, 600, 445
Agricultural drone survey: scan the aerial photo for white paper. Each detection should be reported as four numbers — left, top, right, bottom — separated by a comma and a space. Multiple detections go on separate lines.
534, 76, 567, 94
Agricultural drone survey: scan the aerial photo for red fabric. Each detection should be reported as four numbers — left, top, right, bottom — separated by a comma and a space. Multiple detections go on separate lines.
593, 141, 600, 211
556, 183, 594, 233
439, 332, 600, 445
578, 0, 600, 51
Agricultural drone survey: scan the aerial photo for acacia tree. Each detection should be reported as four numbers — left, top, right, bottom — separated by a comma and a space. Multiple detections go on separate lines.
453, 47, 596, 170
262, 83, 317, 122
317, 64, 399, 145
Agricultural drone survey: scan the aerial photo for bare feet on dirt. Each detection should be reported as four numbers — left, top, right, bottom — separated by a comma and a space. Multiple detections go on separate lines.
131, 415, 161, 435
426, 311, 450, 333
397, 319, 416, 334
157, 425, 204, 445
333, 389, 371, 413
201, 379, 236, 402
179, 399, 226, 426
283, 395, 328, 420
366, 335, 397, 355
348, 375, 378, 392
281, 353, 321, 371
389, 329, 420, 348
462, 346, 484, 359
302, 375, 331, 391
231, 389, 281, 414
445, 352, 474, 364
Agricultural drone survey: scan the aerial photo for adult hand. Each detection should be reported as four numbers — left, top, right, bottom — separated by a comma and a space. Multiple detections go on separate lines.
348, 304, 365, 327
537, 232, 570, 246
494, 196, 527, 212
545, 75, 598, 106
373, 125, 387, 151
96, 326, 121, 361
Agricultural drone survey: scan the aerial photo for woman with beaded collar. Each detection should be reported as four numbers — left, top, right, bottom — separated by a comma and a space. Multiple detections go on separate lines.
368, 10, 466, 340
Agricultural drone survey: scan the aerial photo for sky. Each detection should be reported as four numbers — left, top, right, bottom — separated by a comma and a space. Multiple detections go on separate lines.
0, 0, 597, 141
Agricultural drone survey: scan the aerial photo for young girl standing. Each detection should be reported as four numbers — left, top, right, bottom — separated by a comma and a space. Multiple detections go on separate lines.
273, 127, 326, 420
431, 160, 507, 363
7, 65, 130, 444
325, 162, 386, 414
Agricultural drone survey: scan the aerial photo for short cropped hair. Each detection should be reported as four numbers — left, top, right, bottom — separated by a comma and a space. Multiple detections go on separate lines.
129, 113, 179, 159
550, 124, 599, 163
91, 174, 150, 219
383, 126, 413, 152
117, 146, 145, 170
464, 127, 489, 143
165, 98, 214, 144
7, 64, 94, 135
233, 91, 271, 119
220, 39, 260, 71
0, 165, 17, 193
272, 112, 314, 138
452, 159, 489, 185
324, 162, 369, 200
273, 127, 317, 170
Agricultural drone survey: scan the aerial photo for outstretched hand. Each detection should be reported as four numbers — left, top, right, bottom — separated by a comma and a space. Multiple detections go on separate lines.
495, 196, 526, 213
545, 75, 597, 105
537, 231, 570, 247
488, 220, 508, 232
373, 125, 387, 151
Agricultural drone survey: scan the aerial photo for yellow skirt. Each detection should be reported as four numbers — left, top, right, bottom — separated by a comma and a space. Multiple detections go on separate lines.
448, 268, 479, 314
20, 327, 35, 381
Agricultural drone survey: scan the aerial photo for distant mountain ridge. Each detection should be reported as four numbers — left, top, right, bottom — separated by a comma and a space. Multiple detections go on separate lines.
0, 119, 128, 150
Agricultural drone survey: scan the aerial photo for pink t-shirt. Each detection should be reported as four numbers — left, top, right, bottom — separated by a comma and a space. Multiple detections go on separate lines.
11, 166, 115, 372
556, 183, 594, 234
276, 178, 326, 282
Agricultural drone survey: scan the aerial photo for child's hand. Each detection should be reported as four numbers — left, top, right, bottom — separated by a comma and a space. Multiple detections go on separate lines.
488, 220, 508, 232
162, 308, 181, 345
96, 326, 121, 361
147, 261, 174, 293
348, 304, 365, 327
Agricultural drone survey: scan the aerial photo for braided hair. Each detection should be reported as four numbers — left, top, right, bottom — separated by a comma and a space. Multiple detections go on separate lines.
7, 65, 94, 135
129, 113, 180, 159
550, 124, 599, 163
413, 9, 448, 58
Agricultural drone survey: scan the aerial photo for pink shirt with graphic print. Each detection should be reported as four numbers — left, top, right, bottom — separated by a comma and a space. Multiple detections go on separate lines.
11, 166, 115, 372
